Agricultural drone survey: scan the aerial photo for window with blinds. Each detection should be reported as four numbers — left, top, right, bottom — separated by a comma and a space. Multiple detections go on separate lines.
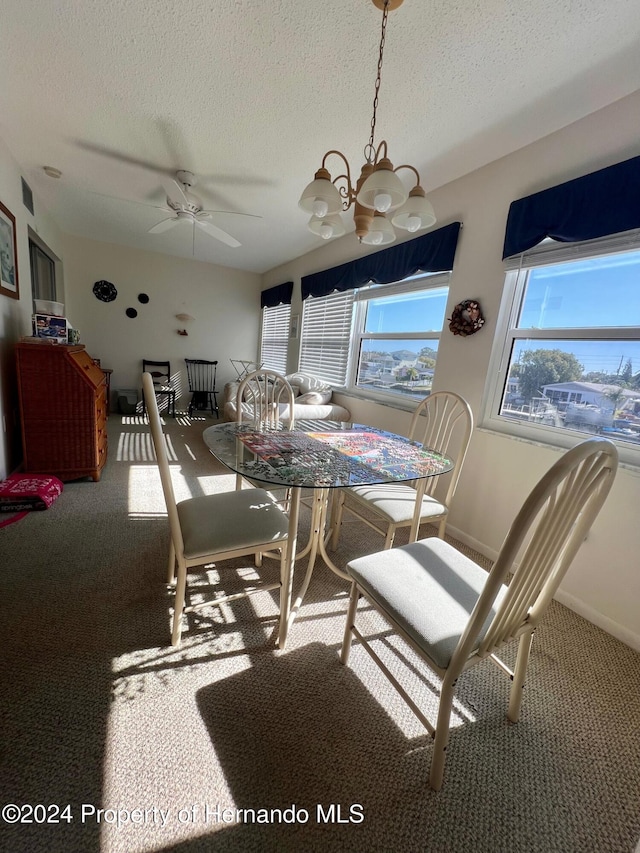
300, 290, 355, 385
260, 303, 291, 373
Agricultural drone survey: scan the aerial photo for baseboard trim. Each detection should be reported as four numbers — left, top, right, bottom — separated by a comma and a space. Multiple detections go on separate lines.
446, 524, 640, 653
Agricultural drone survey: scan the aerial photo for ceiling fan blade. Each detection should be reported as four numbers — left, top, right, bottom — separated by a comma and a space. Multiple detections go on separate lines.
89, 190, 169, 212
200, 209, 262, 220
148, 217, 179, 234
159, 176, 189, 206
198, 174, 274, 188
75, 141, 177, 176
195, 218, 241, 248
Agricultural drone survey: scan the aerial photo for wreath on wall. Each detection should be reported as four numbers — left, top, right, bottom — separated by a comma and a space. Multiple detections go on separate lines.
448, 299, 485, 337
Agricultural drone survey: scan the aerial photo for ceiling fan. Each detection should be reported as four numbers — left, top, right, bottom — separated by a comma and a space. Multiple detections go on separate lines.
149, 170, 259, 248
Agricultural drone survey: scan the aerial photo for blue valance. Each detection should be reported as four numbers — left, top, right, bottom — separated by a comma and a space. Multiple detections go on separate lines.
301, 222, 461, 300
503, 154, 640, 259
261, 281, 293, 309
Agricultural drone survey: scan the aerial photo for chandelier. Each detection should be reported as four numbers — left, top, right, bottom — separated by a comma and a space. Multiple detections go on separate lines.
298, 0, 436, 246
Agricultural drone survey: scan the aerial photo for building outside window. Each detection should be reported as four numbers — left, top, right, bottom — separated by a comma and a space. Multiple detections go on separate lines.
300, 272, 450, 402
484, 231, 640, 463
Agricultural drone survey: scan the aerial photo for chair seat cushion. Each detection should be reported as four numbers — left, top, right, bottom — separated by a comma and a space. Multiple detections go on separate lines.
347, 537, 507, 669
348, 483, 447, 524
177, 488, 289, 560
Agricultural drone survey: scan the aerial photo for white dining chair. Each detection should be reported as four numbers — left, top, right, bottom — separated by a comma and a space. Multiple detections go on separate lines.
236, 368, 296, 430
143, 372, 291, 647
331, 391, 473, 549
341, 437, 618, 790
235, 368, 296, 501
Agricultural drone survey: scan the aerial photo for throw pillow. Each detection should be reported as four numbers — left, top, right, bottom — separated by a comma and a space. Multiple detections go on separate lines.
0, 474, 64, 512
297, 390, 332, 405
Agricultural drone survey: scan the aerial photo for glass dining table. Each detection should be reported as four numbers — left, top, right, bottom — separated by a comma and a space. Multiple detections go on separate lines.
202, 420, 454, 647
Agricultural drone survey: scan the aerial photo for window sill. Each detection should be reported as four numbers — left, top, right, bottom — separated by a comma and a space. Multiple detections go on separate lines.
477, 421, 640, 475
333, 387, 420, 414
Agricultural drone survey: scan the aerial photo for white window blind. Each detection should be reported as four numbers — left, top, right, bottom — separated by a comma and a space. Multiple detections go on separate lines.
300, 290, 355, 385
260, 303, 291, 374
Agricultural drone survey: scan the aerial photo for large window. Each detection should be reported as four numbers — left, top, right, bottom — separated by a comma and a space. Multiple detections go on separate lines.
260, 303, 291, 374
485, 232, 640, 462
300, 273, 449, 401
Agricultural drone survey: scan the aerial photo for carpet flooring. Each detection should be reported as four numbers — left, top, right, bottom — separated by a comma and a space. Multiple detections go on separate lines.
1, 414, 639, 853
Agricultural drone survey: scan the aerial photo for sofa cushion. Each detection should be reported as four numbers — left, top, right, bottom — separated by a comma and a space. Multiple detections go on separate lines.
286, 372, 332, 396
297, 389, 332, 405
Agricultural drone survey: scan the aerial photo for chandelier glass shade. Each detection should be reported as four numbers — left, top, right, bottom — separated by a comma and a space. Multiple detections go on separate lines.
298, 0, 436, 245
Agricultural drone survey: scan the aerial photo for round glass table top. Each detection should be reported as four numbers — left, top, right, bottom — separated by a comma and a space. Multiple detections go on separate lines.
203, 421, 454, 490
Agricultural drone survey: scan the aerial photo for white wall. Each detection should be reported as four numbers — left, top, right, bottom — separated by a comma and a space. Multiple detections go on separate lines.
263, 89, 640, 650
61, 234, 262, 410
0, 137, 65, 479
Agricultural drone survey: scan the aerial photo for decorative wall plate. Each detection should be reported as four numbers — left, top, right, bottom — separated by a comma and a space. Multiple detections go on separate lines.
138, 293, 149, 304
125, 307, 138, 318
448, 299, 485, 337
93, 280, 117, 302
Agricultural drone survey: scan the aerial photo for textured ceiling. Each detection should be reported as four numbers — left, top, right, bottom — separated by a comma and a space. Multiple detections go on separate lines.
1, 0, 640, 274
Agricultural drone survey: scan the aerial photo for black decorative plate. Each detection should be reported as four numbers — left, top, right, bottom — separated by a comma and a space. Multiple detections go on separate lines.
93, 280, 117, 303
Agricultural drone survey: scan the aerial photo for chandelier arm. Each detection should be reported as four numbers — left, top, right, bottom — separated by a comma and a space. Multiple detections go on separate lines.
320, 149, 357, 206
393, 163, 422, 187
321, 149, 352, 178
331, 175, 356, 209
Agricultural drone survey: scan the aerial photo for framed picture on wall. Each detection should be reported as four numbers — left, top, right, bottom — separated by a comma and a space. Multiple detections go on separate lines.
0, 200, 19, 300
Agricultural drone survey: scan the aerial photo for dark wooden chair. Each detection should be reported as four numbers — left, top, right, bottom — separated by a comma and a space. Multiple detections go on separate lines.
184, 359, 219, 417
142, 360, 176, 417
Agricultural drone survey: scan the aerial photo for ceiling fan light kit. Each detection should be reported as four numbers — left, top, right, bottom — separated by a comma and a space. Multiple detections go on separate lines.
298, 0, 436, 245
148, 170, 243, 248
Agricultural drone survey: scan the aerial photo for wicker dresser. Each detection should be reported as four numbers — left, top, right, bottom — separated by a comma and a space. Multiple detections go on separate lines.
16, 342, 108, 482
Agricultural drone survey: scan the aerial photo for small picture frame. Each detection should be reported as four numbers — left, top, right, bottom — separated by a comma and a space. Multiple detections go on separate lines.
290, 313, 300, 339
0, 200, 19, 300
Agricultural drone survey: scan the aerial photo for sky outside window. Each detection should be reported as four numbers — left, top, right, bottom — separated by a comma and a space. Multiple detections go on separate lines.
364, 288, 448, 334
514, 250, 640, 374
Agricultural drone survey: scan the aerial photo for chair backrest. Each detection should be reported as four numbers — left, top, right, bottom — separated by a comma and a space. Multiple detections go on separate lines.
408, 391, 473, 503
185, 359, 217, 392
236, 369, 296, 429
143, 360, 171, 387
451, 438, 618, 669
142, 372, 184, 557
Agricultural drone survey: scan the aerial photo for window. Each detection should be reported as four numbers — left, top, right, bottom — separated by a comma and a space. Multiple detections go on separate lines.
29, 240, 56, 302
485, 231, 640, 462
260, 302, 291, 374
300, 273, 449, 401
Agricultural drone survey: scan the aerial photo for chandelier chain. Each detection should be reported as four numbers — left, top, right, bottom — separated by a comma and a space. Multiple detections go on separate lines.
366, 0, 390, 163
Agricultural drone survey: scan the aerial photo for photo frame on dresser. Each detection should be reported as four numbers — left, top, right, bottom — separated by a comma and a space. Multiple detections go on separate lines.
0, 200, 19, 300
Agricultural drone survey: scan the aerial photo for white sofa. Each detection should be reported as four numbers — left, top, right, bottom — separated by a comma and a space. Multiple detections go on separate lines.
223, 371, 351, 423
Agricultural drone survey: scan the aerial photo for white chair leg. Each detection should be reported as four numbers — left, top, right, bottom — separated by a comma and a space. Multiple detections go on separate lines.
508, 631, 534, 722
255, 551, 263, 567
383, 524, 395, 549
340, 581, 360, 665
429, 672, 457, 791
171, 563, 187, 646
437, 516, 447, 539
235, 472, 243, 491
167, 539, 176, 584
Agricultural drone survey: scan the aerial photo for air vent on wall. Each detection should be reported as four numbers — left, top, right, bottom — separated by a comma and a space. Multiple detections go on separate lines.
21, 177, 34, 215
